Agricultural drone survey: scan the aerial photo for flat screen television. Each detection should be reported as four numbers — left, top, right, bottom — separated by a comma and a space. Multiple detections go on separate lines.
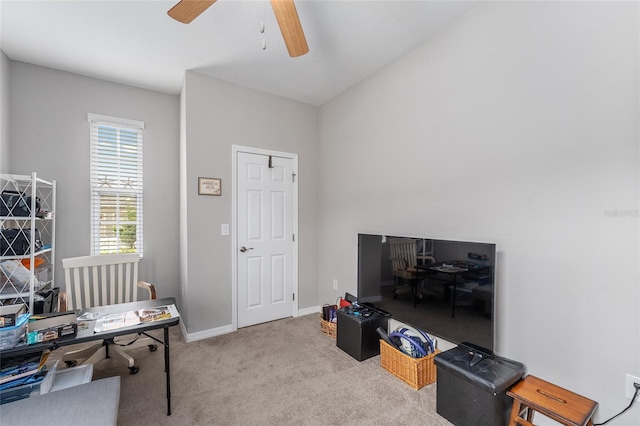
357, 234, 496, 351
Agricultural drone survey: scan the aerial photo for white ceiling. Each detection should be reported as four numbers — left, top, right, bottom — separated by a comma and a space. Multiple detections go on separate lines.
0, 0, 482, 106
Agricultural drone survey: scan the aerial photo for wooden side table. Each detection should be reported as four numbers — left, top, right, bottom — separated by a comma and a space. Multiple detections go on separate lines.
507, 375, 598, 426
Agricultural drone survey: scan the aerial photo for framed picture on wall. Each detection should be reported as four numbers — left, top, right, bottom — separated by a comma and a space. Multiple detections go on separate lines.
198, 177, 221, 196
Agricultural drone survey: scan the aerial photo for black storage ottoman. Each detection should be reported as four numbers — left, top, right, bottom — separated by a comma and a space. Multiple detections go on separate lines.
434, 343, 525, 426
336, 307, 387, 361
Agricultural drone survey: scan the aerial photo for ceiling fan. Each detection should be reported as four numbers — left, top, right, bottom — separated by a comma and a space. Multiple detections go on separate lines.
168, 0, 309, 57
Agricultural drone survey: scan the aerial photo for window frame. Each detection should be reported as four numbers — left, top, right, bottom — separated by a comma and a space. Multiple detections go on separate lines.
88, 113, 144, 257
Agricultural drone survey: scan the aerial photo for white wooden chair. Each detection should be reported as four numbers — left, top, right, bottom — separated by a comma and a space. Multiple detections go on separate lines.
389, 238, 436, 305
60, 253, 158, 374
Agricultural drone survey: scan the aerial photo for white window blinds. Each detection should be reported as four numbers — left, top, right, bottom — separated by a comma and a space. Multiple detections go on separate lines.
88, 113, 144, 256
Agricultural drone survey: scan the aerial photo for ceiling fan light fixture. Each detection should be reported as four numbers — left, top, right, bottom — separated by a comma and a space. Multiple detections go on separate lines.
167, 0, 309, 57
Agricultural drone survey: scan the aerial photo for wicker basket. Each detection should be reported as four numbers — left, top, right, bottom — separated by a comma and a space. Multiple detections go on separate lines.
320, 316, 337, 339
379, 339, 440, 390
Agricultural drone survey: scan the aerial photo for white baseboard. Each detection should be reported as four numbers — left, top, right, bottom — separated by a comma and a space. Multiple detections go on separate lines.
297, 305, 321, 317
180, 306, 322, 343
180, 321, 234, 343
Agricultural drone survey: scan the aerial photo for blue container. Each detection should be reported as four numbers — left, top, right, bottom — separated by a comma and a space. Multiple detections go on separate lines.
0, 313, 30, 350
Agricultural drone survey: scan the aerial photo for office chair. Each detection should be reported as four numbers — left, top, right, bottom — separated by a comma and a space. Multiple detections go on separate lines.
59, 253, 157, 374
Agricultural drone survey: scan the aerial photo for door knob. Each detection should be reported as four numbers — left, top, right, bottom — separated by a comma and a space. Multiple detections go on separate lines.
240, 246, 254, 253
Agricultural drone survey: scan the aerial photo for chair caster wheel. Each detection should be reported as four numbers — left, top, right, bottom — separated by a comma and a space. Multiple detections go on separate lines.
65, 360, 77, 368
129, 366, 139, 374
148, 344, 158, 352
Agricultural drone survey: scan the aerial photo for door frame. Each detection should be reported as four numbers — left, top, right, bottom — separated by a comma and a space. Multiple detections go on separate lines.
231, 145, 299, 331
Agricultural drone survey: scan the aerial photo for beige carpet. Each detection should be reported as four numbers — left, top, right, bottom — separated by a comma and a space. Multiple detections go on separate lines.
54, 314, 453, 426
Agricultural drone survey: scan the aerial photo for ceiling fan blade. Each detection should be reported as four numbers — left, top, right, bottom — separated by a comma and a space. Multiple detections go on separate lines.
270, 0, 309, 57
168, 0, 217, 24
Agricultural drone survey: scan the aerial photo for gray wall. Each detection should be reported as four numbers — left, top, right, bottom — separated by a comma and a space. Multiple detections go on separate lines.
0, 51, 9, 173
180, 72, 319, 333
317, 1, 638, 423
7, 62, 181, 300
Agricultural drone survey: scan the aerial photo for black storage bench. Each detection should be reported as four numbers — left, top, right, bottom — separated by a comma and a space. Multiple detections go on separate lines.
434, 342, 525, 426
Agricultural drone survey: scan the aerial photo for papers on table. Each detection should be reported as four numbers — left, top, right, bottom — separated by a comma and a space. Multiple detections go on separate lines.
430, 264, 467, 273
92, 304, 179, 333
77, 311, 106, 321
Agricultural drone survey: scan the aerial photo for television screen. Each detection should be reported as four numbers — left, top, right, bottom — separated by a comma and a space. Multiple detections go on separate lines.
357, 234, 496, 351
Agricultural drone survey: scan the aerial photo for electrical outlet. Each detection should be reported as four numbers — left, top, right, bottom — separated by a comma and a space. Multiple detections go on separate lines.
625, 374, 640, 401
332, 279, 338, 290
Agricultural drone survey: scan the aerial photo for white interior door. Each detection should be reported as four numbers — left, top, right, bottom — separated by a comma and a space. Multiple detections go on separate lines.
236, 151, 295, 328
